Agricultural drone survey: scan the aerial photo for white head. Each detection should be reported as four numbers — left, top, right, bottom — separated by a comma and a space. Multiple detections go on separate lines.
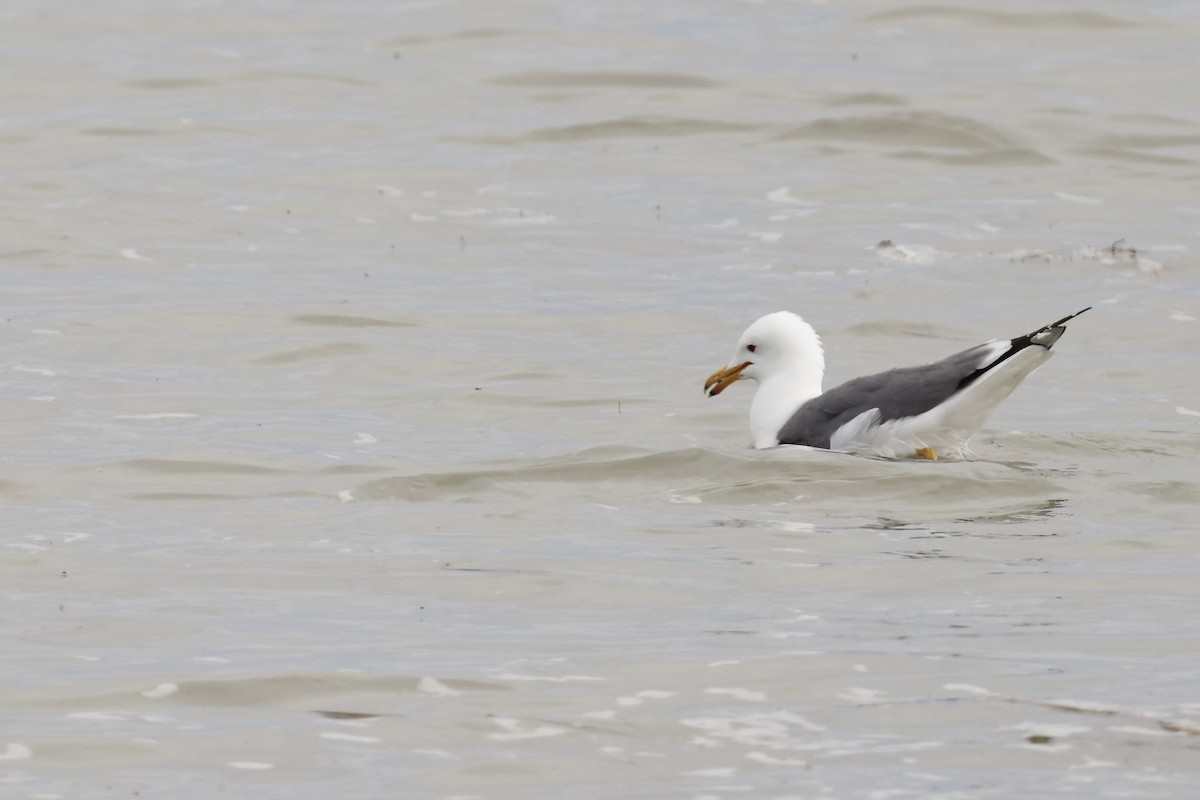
704, 311, 826, 448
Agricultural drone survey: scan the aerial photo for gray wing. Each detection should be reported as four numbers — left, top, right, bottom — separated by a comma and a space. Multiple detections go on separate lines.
775, 343, 995, 448
776, 307, 1091, 449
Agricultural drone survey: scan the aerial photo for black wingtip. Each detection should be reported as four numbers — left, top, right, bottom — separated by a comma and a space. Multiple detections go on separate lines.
952, 307, 1090, 393
1023, 306, 1091, 349
1047, 306, 1092, 328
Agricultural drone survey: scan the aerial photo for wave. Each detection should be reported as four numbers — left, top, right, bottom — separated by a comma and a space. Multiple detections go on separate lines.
353, 445, 1070, 523
489, 71, 719, 90
857, 7, 1138, 30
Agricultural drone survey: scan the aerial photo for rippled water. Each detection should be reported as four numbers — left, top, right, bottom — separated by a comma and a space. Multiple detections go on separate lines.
4, 1, 1200, 797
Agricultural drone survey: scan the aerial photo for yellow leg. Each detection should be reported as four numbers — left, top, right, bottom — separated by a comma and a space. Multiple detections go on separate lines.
914, 447, 938, 460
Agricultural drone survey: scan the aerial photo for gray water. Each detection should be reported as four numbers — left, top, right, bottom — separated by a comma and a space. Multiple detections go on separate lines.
4, 1, 1200, 798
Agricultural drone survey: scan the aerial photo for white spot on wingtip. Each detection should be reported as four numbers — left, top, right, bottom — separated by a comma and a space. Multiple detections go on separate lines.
337, 490, 354, 503
120, 248, 153, 261
141, 683, 178, 699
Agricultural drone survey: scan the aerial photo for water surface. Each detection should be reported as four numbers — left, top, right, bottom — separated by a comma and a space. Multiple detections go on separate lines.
3, 1, 1200, 798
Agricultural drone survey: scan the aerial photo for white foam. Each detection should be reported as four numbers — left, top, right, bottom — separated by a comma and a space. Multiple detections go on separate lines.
494, 213, 555, 226
14, 365, 56, 376
682, 709, 827, 748
488, 717, 569, 741
1107, 725, 1171, 737
67, 711, 128, 721
767, 186, 803, 204
840, 687, 885, 703
943, 683, 995, 697
417, 676, 461, 697
684, 767, 739, 777
0, 743, 32, 761
874, 242, 943, 264
581, 710, 617, 720
412, 748, 453, 758
1054, 190, 1103, 205
495, 673, 604, 683
768, 208, 819, 221
1003, 721, 1090, 737
705, 687, 767, 702
770, 521, 815, 533
320, 732, 380, 743
746, 751, 806, 766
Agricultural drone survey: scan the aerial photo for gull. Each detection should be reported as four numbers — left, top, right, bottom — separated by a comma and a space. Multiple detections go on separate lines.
704, 308, 1090, 459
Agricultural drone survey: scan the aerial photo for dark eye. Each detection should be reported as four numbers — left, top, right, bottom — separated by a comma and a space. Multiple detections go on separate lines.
747, 344, 757, 353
